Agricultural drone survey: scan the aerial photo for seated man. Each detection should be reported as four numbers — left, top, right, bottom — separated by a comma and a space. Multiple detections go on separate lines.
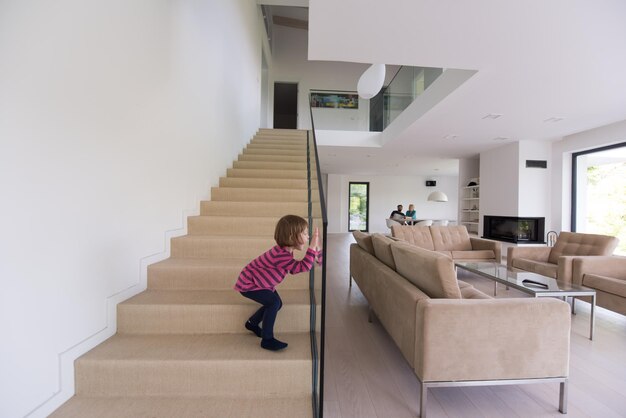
390, 204, 406, 224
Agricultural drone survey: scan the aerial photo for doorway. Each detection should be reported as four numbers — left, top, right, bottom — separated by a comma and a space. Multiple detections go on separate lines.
348, 182, 369, 232
572, 141, 626, 255
273, 82, 298, 129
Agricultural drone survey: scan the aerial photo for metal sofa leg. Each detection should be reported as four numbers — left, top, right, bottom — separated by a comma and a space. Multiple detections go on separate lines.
559, 380, 568, 414
420, 383, 428, 418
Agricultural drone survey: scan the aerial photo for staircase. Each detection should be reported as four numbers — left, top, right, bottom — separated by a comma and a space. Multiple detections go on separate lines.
52, 129, 321, 418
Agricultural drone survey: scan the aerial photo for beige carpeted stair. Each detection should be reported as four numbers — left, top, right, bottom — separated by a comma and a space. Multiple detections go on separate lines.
52, 129, 319, 418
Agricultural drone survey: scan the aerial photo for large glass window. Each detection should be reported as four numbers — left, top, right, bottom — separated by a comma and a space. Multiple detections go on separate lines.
572, 142, 626, 255
348, 182, 369, 232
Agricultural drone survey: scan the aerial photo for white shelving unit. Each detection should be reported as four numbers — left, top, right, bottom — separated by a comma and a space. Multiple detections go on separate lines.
461, 182, 480, 235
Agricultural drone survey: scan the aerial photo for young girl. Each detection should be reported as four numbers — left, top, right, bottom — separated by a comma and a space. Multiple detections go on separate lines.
234, 215, 320, 351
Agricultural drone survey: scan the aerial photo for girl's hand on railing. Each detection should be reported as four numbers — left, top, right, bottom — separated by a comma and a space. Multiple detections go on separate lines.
310, 227, 320, 252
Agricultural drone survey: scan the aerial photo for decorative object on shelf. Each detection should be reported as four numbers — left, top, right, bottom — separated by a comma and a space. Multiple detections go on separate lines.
357, 63, 386, 99
461, 178, 480, 235
546, 231, 559, 247
427, 191, 448, 202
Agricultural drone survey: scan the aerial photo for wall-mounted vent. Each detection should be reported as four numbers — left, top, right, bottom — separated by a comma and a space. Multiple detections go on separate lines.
526, 160, 547, 169
426, 180, 436, 187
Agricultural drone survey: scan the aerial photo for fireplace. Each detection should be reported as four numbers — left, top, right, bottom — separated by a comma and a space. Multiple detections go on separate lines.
483, 216, 545, 244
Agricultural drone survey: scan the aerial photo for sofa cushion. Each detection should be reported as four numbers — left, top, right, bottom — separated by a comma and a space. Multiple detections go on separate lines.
548, 231, 619, 264
436, 250, 453, 258
391, 225, 435, 250
460, 286, 492, 299
583, 274, 626, 298
371, 233, 397, 270
430, 225, 472, 251
533, 262, 558, 278
391, 242, 461, 299
511, 258, 557, 278
457, 280, 472, 289
457, 279, 492, 299
451, 250, 495, 260
352, 231, 375, 255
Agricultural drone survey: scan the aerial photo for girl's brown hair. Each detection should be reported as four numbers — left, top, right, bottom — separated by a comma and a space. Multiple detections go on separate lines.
274, 215, 308, 247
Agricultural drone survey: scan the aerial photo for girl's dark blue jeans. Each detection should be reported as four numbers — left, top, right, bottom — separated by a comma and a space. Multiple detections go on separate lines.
240, 289, 283, 340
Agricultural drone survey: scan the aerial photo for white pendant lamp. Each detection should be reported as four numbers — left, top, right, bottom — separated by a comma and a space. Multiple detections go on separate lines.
357, 63, 386, 99
427, 191, 449, 202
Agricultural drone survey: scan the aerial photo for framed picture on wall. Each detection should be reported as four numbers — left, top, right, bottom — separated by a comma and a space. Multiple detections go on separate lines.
310, 91, 359, 109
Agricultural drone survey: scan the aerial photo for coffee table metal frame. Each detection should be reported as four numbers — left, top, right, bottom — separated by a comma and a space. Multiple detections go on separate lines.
455, 261, 597, 340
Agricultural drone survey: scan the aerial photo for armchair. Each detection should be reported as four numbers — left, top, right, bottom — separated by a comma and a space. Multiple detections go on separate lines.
572, 255, 626, 316
386, 218, 402, 230
507, 231, 619, 282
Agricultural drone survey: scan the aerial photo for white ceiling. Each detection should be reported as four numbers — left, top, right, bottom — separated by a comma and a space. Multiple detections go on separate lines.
303, 0, 626, 175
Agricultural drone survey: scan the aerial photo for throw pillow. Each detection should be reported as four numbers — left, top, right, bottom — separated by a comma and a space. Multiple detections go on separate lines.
352, 231, 375, 255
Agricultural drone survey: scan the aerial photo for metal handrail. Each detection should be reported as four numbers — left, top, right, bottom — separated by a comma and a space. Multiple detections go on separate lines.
308, 101, 328, 418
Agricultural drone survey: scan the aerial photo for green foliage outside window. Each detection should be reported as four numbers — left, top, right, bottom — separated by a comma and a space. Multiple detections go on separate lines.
586, 162, 626, 255
349, 183, 368, 231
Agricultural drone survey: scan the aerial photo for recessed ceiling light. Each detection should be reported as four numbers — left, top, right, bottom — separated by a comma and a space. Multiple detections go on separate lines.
482, 113, 503, 120
443, 134, 458, 140
492, 137, 509, 141
543, 117, 565, 123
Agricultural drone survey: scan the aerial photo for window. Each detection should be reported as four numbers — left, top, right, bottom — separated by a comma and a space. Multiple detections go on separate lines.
572, 142, 626, 255
348, 182, 369, 232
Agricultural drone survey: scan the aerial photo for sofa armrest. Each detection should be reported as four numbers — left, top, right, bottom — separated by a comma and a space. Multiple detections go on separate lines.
572, 256, 626, 286
415, 298, 570, 383
557, 256, 578, 284
507, 246, 551, 269
469, 237, 501, 263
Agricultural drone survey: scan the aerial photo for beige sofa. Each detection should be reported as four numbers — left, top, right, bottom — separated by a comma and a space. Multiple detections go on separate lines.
572, 255, 626, 316
351, 231, 571, 417
507, 231, 619, 282
391, 224, 501, 262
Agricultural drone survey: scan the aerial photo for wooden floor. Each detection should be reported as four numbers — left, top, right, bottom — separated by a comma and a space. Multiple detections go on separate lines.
322, 233, 626, 418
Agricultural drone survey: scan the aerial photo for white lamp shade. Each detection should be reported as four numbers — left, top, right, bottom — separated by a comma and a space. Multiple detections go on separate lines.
357, 63, 386, 99
427, 191, 448, 202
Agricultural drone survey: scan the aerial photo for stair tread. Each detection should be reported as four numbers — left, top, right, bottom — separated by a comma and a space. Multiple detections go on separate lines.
150, 257, 251, 268
77, 333, 311, 362
122, 289, 310, 305
51, 396, 311, 418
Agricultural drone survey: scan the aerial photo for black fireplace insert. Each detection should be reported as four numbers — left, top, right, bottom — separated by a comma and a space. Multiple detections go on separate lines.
483, 216, 545, 244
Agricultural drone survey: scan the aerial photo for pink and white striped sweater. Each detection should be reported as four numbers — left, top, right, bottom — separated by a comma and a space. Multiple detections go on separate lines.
234, 245, 319, 292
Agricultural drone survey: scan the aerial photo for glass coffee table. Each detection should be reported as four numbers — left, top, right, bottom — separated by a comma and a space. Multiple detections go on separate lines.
455, 261, 597, 340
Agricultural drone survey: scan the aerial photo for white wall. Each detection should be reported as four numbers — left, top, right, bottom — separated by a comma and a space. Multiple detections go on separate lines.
271, 24, 399, 131
518, 141, 552, 219
480, 142, 519, 218
551, 119, 626, 231
0, 1, 263, 416
326, 174, 459, 233
480, 141, 553, 233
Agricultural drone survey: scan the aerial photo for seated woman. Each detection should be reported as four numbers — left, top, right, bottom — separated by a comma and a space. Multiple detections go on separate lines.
405, 204, 417, 224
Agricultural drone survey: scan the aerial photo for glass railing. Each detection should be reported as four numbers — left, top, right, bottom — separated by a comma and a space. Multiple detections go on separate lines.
306, 122, 327, 417
304, 66, 442, 416
383, 66, 443, 128
309, 66, 443, 133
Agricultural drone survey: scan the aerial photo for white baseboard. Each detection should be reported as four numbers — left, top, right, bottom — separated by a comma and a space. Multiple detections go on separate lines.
25, 204, 199, 418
